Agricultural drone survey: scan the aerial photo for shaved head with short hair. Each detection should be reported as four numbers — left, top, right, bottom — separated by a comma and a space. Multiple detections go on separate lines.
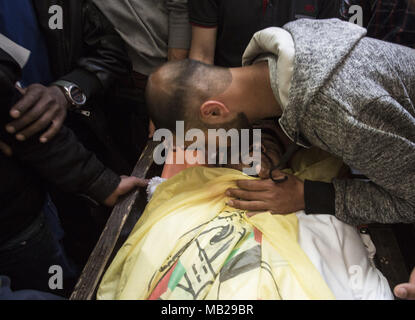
146, 59, 233, 132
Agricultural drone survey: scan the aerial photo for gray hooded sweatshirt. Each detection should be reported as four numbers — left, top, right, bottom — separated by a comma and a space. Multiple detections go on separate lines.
243, 19, 415, 226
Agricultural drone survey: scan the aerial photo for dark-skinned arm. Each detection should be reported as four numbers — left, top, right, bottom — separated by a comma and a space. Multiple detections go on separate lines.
0, 49, 146, 206
6, 1, 132, 144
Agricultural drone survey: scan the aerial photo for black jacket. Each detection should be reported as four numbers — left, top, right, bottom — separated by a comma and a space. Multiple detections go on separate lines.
0, 50, 121, 245
32, 0, 131, 98
33, 0, 138, 175
0, 0, 130, 244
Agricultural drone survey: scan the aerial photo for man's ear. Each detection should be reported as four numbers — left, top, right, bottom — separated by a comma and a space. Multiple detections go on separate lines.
200, 100, 230, 124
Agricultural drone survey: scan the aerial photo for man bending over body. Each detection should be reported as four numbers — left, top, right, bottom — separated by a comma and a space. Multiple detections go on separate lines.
146, 18, 415, 228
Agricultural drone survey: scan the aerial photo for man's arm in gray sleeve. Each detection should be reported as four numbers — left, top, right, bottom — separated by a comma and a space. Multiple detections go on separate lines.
332, 96, 415, 225
333, 178, 415, 226
304, 94, 415, 226
166, 0, 192, 49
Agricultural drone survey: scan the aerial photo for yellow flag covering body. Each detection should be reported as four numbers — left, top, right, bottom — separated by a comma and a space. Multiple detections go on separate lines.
98, 149, 343, 300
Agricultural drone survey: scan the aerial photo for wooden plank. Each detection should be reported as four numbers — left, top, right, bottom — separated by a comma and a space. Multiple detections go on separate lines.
392, 224, 415, 272
70, 140, 158, 300
369, 225, 410, 294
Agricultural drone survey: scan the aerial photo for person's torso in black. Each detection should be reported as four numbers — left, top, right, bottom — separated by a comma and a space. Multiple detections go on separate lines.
214, 0, 339, 67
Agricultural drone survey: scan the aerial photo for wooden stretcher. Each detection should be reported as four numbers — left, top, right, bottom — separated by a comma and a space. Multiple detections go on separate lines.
70, 141, 414, 300
70, 141, 160, 300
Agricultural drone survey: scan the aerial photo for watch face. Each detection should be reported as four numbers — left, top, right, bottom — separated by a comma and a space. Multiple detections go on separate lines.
69, 86, 87, 106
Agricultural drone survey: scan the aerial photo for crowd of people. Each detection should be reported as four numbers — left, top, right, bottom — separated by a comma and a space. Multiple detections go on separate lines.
0, 0, 414, 300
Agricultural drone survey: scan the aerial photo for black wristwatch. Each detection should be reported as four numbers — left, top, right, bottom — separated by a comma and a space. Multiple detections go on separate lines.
53, 80, 87, 109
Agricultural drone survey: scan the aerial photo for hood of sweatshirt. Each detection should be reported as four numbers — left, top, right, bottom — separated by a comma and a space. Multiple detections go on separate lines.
243, 19, 367, 148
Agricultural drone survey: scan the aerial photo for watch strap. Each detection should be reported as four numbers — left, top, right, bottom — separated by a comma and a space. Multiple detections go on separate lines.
52, 80, 87, 108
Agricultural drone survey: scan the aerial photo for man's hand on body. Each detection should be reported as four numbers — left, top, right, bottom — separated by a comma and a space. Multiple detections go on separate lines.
395, 268, 415, 300
103, 176, 149, 207
226, 170, 305, 217
6, 84, 69, 143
